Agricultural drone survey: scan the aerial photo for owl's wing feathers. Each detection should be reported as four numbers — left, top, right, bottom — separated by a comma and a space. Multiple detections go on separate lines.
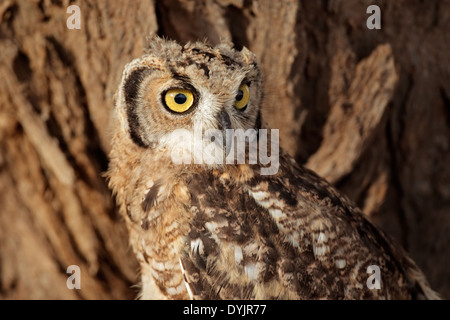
181, 153, 438, 299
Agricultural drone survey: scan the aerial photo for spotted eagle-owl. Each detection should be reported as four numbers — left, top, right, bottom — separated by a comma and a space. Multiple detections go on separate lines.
106, 37, 439, 300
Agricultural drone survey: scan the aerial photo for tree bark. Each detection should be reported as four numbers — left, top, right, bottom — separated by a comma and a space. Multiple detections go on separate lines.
0, 0, 449, 299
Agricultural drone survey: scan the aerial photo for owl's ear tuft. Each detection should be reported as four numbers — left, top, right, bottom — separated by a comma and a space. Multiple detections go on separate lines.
146, 36, 183, 56
240, 46, 257, 66
219, 37, 234, 49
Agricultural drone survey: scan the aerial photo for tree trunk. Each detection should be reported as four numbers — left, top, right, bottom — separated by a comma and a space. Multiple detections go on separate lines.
1, 0, 449, 299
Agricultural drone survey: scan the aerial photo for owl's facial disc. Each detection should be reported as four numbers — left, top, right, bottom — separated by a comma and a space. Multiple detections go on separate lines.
120, 39, 262, 154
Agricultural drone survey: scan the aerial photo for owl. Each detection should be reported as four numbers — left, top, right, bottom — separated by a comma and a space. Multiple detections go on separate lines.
106, 37, 439, 300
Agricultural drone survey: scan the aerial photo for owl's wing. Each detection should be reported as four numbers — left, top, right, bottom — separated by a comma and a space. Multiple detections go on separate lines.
181, 153, 438, 300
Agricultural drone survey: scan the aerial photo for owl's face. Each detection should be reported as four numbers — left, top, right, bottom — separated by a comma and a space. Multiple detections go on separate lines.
115, 38, 262, 162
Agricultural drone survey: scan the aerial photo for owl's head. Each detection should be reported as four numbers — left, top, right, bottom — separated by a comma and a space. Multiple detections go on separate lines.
114, 38, 263, 163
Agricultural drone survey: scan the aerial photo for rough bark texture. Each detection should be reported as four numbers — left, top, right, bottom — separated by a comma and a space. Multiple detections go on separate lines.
0, 0, 449, 299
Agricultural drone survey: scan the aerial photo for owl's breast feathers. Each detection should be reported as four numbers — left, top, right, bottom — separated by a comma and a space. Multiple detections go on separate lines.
110, 149, 438, 300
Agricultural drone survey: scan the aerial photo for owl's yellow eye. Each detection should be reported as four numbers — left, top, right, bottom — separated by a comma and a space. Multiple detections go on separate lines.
234, 84, 250, 110
164, 89, 195, 113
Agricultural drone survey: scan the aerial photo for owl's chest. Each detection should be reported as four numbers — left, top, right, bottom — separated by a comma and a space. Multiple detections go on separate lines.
132, 211, 191, 299
127, 171, 259, 298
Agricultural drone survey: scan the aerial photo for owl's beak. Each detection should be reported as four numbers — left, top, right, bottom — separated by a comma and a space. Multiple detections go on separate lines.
218, 109, 233, 156
219, 109, 232, 131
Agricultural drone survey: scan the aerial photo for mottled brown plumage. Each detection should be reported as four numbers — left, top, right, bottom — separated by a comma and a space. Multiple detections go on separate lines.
107, 37, 439, 300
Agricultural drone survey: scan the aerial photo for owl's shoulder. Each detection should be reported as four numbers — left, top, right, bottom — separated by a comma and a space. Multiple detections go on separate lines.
180, 155, 420, 299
